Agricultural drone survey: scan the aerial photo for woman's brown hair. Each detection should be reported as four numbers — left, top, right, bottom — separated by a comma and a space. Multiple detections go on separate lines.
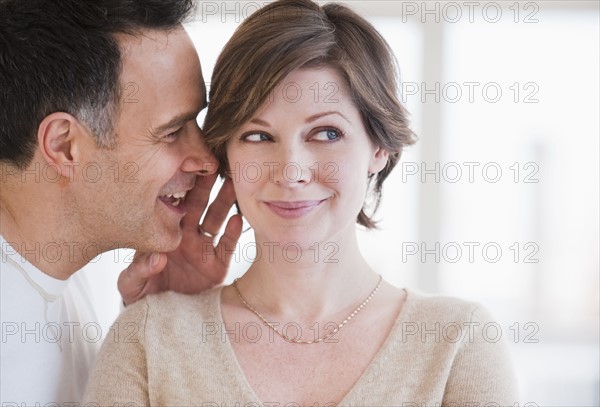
204, 0, 416, 228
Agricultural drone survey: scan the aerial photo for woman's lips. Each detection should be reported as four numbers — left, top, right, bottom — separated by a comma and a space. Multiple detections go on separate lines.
264, 200, 326, 219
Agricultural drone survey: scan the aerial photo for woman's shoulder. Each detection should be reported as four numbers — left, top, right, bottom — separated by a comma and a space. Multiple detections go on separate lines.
152, 285, 221, 313
402, 288, 495, 325
120, 286, 223, 325
146, 285, 222, 306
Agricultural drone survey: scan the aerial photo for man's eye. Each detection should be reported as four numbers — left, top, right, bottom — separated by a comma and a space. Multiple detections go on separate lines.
242, 133, 271, 142
163, 129, 181, 141
312, 128, 343, 142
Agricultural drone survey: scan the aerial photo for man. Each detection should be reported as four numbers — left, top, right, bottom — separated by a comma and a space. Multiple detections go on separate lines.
0, 0, 242, 403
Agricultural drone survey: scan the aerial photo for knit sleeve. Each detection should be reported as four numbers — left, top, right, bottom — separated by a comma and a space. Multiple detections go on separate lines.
442, 305, 519, 406
84, 297, 150, 405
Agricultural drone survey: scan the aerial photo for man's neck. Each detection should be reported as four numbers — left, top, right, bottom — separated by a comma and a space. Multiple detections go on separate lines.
0, 197, 89, 280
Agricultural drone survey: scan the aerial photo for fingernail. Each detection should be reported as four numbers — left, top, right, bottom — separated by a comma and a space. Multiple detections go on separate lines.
148, 253, 159, 266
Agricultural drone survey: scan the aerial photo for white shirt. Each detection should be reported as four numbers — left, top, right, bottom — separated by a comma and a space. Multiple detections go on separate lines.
1, 235, 100, 404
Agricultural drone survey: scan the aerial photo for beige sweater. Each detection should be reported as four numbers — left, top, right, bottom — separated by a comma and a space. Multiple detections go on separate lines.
84, 287, 518, 406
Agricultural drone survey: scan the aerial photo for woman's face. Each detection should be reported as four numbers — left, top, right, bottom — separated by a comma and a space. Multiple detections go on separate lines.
226, 67, 388, 248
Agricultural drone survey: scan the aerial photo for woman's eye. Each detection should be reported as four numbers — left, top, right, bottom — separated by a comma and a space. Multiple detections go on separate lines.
312, 128, 343, 142
243, 133, 270, 142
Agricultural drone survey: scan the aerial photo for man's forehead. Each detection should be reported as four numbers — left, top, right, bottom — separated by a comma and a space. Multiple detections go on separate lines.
117, 29, 200, 81
112, 26, 205, 136
115, 27, 192, 60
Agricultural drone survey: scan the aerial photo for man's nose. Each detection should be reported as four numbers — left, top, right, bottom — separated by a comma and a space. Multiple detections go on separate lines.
181, 125, 218, 175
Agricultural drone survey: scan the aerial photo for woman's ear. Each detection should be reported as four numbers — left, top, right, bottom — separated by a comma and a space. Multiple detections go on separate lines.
368, 146, 389, 175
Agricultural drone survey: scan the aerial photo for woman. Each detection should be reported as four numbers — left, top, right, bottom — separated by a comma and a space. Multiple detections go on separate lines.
84, 0, 518, 405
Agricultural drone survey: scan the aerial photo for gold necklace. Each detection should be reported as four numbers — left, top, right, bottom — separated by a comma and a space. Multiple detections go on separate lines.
232, 275, 383, 344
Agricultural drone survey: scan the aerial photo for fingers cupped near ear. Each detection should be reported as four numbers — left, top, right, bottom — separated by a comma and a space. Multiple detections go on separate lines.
197, 178, 237, 237
215, 214, 243, 268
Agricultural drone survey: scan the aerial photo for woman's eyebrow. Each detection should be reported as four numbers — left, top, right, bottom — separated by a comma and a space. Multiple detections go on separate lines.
249, 117, 271, 127
248, 111, 350, 128
306, 111, 350, 124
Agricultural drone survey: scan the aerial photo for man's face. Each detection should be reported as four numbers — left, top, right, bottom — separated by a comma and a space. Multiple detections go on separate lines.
74, 28, 216, 253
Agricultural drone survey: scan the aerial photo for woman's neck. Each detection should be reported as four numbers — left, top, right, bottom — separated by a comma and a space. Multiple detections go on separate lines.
234, 232, 380, 323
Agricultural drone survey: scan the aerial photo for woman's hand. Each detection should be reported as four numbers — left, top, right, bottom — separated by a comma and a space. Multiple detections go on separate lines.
117, 175, 243, 306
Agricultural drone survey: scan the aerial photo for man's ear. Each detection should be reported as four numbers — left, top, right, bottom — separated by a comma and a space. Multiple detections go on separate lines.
37, 112, 88, 179
368, 146, 389, 175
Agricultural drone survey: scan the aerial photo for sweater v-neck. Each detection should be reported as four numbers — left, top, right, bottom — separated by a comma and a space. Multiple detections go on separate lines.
213, 285, 415, 406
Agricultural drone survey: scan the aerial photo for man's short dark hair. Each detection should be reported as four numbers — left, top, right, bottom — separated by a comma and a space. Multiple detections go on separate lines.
0, 0, 195, 169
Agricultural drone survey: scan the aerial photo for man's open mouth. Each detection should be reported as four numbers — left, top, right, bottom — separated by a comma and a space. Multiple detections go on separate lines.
159, 191, 188, 207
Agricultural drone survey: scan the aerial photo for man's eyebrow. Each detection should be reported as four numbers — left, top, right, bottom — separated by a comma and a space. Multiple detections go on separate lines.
153, 111, 200, 133
306, 111, 350, 124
